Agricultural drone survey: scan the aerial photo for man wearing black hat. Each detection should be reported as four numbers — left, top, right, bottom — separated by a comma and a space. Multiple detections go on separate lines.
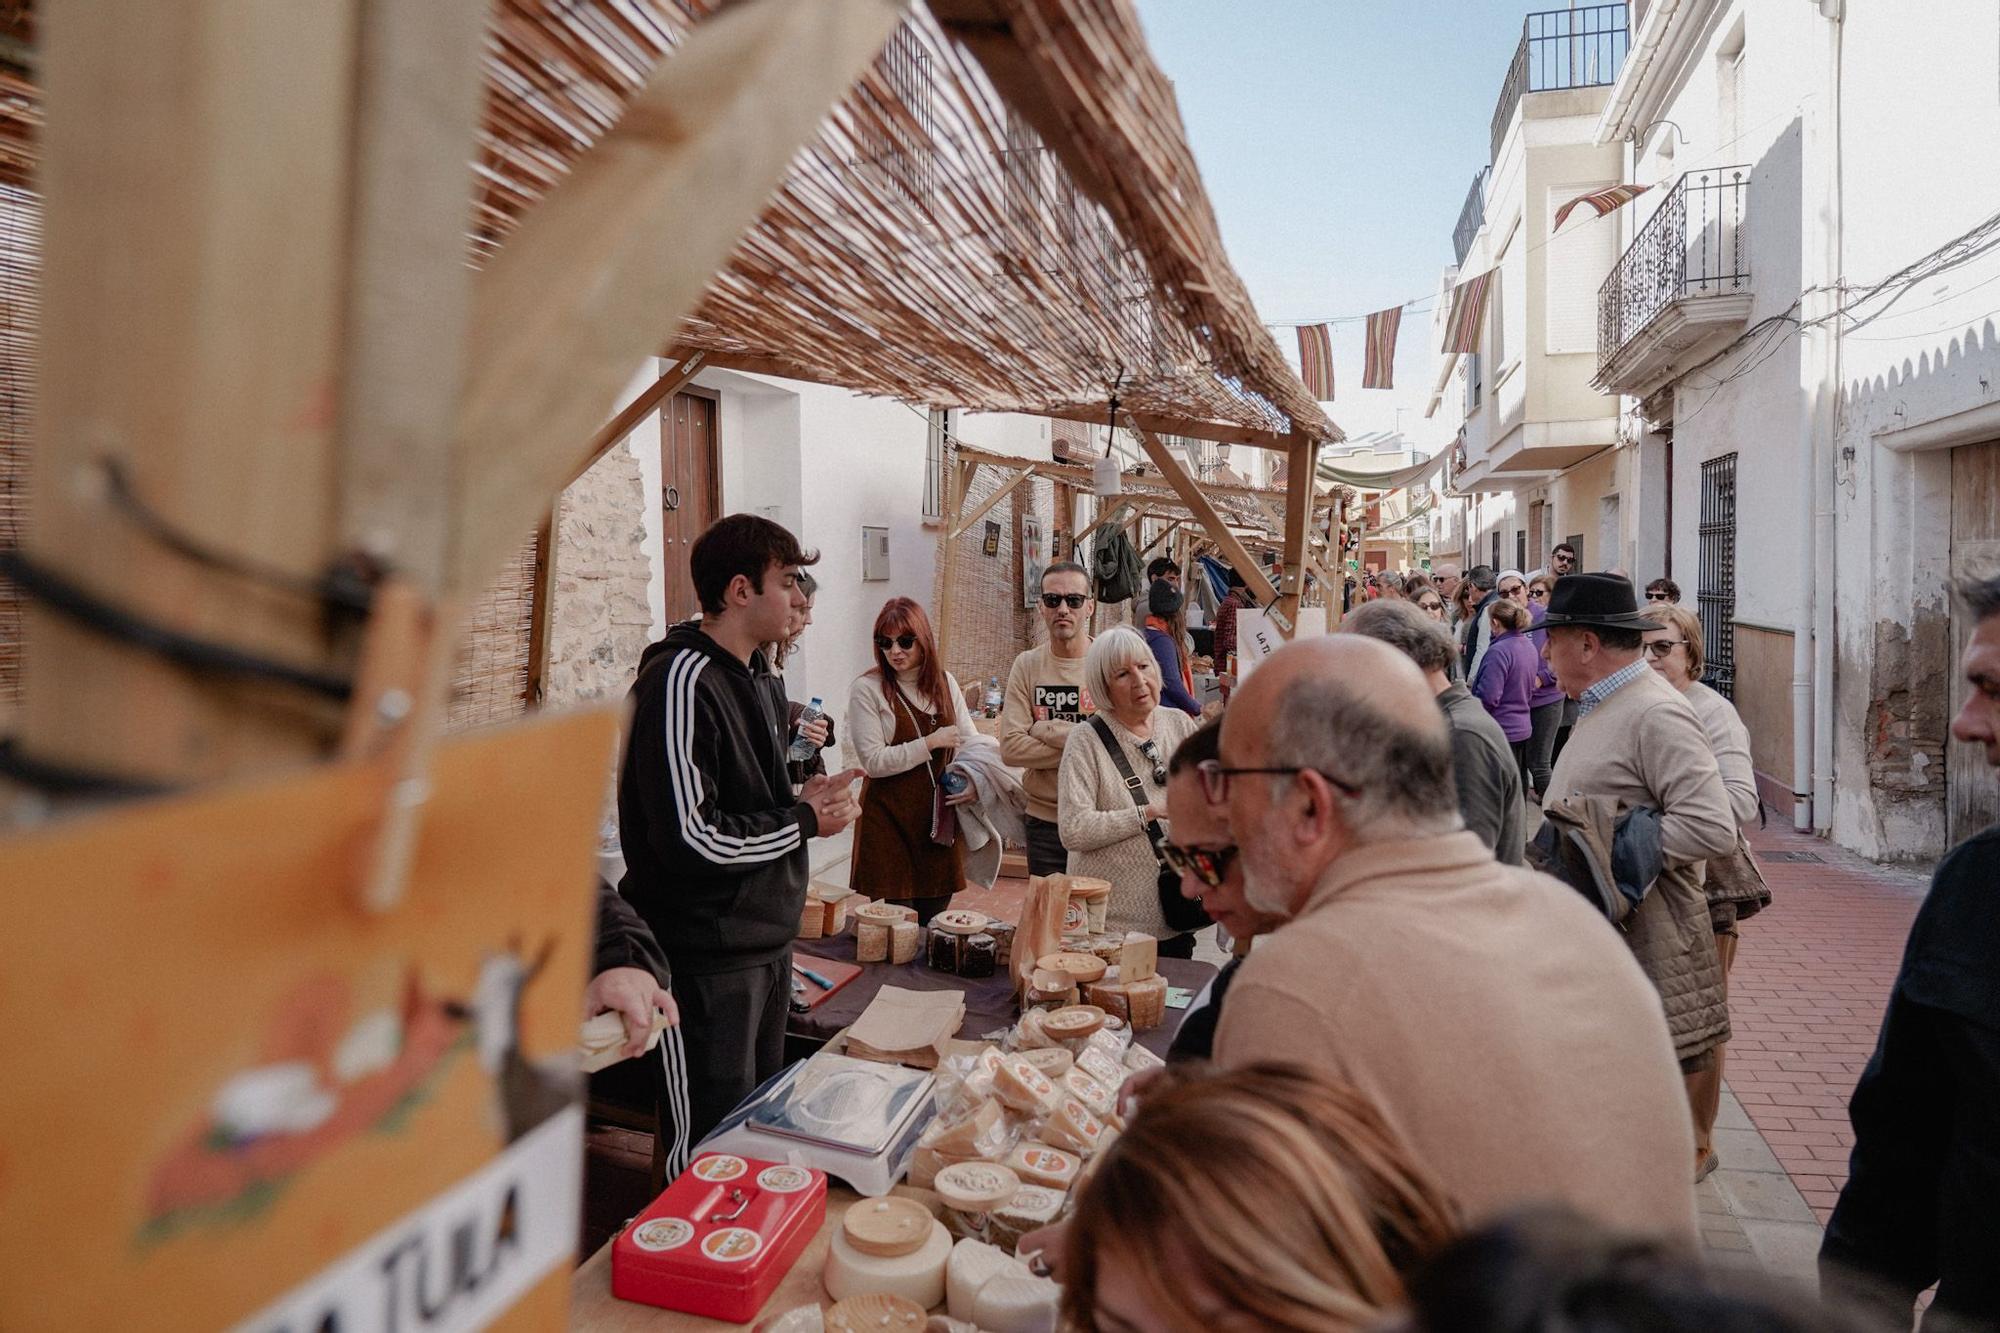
1540, 573, 1740, 1181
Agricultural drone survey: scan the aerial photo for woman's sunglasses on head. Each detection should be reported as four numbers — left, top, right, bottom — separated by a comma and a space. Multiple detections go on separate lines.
874, 632, 918, 651
1040, 593, 1089, 610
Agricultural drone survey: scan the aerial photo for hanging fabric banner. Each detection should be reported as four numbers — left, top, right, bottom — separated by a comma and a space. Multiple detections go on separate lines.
1362, 306, 1401, 390
1553, 182, 1650, 232
1441, 271, 1493, 356
1296, 323, 1335, 401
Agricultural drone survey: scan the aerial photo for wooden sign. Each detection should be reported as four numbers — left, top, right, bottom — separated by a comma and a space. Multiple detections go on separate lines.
0, 706, 621, 1329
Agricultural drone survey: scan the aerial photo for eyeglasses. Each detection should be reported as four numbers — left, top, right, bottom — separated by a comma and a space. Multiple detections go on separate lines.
1135, 738, 1168, 787
1160, 841, 1239, 889
1499, 584, 1526, 598
874, 632, 918, 651
1040, 593, 1089, 610
1194, 758, 1361, 804
1418, 599, 1444, 612
1529, 588, 1549, 600
1643, 639, 1687, 659
1645, 591, 1673, 602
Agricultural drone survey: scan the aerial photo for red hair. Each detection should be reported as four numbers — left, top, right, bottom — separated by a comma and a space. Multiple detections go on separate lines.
871, 597, 950, 710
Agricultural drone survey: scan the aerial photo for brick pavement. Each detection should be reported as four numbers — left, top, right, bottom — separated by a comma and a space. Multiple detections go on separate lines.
1724, 823, 1931, 1222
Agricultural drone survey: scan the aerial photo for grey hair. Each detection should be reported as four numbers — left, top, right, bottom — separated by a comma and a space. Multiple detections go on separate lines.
1086, 624, 1160, 709
1956, 573, 2000, 623
1343, 600, 1457, 676
1263, 669, 1460, 838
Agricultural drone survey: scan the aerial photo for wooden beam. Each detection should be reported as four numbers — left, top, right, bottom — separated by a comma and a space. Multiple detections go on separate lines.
1142, 518, 1188, 559
948, 441, 1323, 505
26, 0, 365, 784
1133, 429, 1280, 615
571, 351, 707, 488
948, 465, 1031, 541
449, 0, 907, 594
1275, 434, 1318, 637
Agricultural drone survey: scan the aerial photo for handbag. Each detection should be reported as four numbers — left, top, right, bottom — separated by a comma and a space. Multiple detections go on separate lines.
1088, 717, 1209, 933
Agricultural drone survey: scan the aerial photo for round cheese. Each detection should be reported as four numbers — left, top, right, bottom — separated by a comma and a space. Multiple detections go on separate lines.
825, 1216, 952, 1309
843, 1196, 935, 1258
933, 1160, 1022, 1213
826, 1294, 927, 1332
854, 899, 913, 924
1040, 1004, 1106, 1040
1018, 1047, 1073, 1078
1035, 951, 1107, 985
930, 908, 991, 936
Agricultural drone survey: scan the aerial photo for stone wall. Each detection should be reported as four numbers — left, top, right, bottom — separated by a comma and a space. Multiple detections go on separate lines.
544, 440, 655, 711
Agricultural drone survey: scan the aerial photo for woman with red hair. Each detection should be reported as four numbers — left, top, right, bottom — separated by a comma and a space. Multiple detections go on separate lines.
843, 597, 978, 923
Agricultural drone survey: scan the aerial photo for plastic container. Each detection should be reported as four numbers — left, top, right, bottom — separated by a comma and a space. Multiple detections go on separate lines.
611, 1152, 828, 1322
787, 697, 825, 764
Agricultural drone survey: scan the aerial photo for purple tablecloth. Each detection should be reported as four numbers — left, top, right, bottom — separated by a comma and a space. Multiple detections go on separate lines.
791, 931, 1214, 1059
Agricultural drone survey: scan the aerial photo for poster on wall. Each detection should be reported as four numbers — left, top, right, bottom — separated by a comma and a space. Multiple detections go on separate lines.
982, 519, 1002, 557
0, 707, 622, 1330
1020, 515, 1046, 609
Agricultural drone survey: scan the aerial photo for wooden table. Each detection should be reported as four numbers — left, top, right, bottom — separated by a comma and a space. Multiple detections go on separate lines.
571, 1188, 861, 1330
791, 931, 1214, 1059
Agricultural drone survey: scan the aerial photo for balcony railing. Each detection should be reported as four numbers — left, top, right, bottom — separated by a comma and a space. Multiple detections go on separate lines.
1597, 167, 1750, 372
1490, 5, 1630, 162
1453, 169, 1488, 266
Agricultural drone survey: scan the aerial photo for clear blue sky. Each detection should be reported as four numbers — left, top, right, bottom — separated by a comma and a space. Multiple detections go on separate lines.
1133, 1, 1540, 439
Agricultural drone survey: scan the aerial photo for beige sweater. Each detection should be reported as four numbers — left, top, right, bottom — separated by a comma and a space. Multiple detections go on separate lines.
999, 644, 1096, 822
1682, 680, 1761, 829
1215, 832, 1697, 1243
1055, 708, 1198, 939
842, 670, 978, 779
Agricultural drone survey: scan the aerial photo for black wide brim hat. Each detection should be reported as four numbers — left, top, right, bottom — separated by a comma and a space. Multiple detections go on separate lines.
1540, 572, 1665, 631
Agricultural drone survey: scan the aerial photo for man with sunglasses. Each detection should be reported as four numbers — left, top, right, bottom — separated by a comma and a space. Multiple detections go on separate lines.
1001, 561, 1097, 876
1205, 633, 1700, 1242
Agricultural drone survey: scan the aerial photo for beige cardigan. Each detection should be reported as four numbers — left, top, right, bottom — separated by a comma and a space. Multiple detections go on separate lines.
843, 670, 978, 780
1215, 832, 1698, 1243
1055, 708, 1198, 939
1682, 680, 1761, 829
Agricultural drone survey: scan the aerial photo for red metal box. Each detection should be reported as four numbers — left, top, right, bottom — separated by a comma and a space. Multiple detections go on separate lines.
612, 1152, 828, 1323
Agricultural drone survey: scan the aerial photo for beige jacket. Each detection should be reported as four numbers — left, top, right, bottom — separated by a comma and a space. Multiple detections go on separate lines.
1544, 668, 1739, 1060
1215, 832, 1697, 1243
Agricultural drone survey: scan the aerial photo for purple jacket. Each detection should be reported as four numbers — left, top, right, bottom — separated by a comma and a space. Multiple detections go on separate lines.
1472, 630, 1540, 742
1527, 603, 1564, 709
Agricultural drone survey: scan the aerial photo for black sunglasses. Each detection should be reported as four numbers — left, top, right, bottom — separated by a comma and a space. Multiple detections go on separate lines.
1161, 842, 1239, 889
1135, 738, 1169, 787
1645, 591, 1673, 601
1040, 593, 1089, 610
874, 632, 918, 651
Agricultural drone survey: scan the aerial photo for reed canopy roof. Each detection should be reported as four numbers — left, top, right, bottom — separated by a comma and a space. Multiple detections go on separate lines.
0, 0, 1334, 448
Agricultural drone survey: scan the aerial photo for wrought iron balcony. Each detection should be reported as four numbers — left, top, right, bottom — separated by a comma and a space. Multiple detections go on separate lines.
1453, 169, 1487, 267
1490, 5, 1629, 163
1595, 167, 1752, 397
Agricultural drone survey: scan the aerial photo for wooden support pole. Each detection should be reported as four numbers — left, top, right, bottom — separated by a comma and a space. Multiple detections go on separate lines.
1142, 518, 1187, 559
26, 0, 365, 784
936, 457, 968, 667
448, 0, 907, 594
949, 465, 1031, 541
1133, 429, 1281, 615
570, 352, 708, 488
1275, 434, 1318, 637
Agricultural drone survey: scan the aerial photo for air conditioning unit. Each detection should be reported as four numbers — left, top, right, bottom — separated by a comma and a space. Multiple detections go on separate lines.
862, 526, 891, 581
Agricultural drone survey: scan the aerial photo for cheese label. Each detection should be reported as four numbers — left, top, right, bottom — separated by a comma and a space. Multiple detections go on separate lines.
630, 1217, 694, 1252
692, 1154, 748, 1182
757, 1165, 813, 1194
1062, 1099, 1103, 1142
702, 1227, 764, 1263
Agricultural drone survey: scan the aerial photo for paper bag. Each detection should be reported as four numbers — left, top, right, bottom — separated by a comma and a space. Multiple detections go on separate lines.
843, 986, 965, 1069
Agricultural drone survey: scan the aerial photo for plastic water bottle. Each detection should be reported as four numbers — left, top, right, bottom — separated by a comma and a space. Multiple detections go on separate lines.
787, 697, 825, 763
983, 675, 1002, 718
941, 767, 971, 798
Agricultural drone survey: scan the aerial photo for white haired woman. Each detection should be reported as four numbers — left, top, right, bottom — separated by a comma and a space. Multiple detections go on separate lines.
1057, 625, 1202, 957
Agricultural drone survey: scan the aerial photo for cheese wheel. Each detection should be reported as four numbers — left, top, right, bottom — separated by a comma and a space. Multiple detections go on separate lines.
972, 1274, 1062, 1333
843, 1196, 935, 1258
932, 1160, 1021, 1213
826, 1294, 927, 1332
1035, 951, 1107, 985
1123, 974, 1168, 1031
1083, 980, 1131, 1024
989, 1184, 1066, 1255
945, 1239, 1030, 1322
824, 1216, 952, 1309
1011, 1008, 1059, 1051
856, 920, 891, 963
758, 1305, 827, 1333
931, 908, 991, 936
1039, 1004, 1105, 1040
889, 919, 922, 964
1018, 1047, 1073, 1078
854, 899, 912, 924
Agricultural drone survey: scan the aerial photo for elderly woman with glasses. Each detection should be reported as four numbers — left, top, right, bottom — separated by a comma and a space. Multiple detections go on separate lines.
1058, 625, 1203, 957
1642, 602, 1770, 1181
845, 597, 979, 926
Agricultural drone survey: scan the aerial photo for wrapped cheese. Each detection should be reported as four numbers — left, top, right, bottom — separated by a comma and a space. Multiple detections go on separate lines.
992, 1054, 1062, 1117
1003, 1141, 1080, 1190
972, 1274, 1062, 1333
1061, 1067, 1117, 1119
945, 1239, 1025, 1324
989, 1184, 1066, 1256
1040, 1094, 1106, 1156
1075, 1046, 1127, 1092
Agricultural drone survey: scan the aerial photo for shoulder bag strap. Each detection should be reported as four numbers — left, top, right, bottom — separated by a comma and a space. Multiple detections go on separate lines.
1089, 716, 1168, 855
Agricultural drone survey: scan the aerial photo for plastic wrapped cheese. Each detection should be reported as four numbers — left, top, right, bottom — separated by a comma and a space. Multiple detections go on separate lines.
824, 1216, 952, 1309
945, 1239, 1030, 1323
972, 1274, 1062, 1333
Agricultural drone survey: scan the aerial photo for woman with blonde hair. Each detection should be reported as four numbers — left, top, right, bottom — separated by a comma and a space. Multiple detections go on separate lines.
1059, 1062, 1459, 1333
1057, 625, 1201, 955
1642, 602, 1770, 1181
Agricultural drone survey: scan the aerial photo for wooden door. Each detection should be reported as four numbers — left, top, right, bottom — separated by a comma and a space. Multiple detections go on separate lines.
662, 388, 720, 628
1949, 439, 2000, 844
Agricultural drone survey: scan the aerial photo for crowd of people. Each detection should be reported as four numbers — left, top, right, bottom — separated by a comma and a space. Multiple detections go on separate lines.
588, 509, 2000, 1332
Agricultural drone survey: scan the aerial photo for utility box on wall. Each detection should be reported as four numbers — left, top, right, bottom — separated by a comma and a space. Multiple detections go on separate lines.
862, 526, 891, 581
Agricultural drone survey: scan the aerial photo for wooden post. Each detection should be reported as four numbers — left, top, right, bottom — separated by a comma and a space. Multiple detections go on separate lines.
1133, 429, 1280, 613
949, 465, 1031, 541
1275, 434, 1318, 637
573, 351, 708, 488
448, 0, 907, 595
936, 457, 974, 668
26, 0, 367, 785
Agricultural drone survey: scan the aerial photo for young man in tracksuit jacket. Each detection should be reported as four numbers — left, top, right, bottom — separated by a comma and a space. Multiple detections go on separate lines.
616, 514, 861, 1145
